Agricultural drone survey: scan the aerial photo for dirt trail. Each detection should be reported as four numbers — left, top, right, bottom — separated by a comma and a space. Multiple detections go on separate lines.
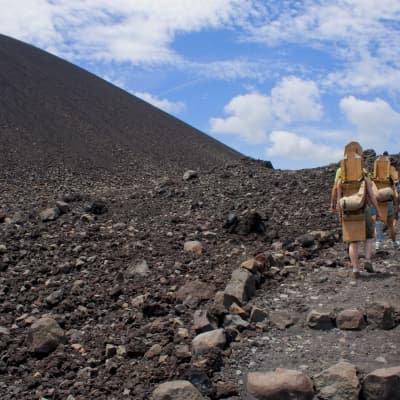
222, 239, 400, 397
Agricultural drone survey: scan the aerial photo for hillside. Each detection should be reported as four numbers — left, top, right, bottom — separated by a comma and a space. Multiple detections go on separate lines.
0, 34, 241, 180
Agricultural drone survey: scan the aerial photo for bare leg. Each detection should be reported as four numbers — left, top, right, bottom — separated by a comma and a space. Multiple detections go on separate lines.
365, 239, 374, 261
349, 242, 359, 271
387, 216, 395, 241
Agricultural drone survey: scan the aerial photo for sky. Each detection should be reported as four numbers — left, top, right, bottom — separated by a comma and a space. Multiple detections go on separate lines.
1, 0, 400, 170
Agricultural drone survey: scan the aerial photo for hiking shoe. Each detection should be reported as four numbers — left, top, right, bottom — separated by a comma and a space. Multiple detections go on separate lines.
351, 270, 361, 279
393, 240, 399, 250
364, 261, 375, 273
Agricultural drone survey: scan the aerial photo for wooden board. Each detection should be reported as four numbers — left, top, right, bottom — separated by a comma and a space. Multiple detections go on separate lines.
373, 155, 392, 224
344, 141, 363, 157
340, 142, 365, 242
391, 165, 399, 183
373, 155, 390, 181
340, 151, 362, 183
342, 213, 366, 242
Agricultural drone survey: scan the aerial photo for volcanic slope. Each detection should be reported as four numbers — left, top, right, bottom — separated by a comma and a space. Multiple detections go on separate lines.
0, 34, 241, 180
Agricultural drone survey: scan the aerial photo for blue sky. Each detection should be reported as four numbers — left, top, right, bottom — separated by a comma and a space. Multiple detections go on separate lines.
1, 0, 400, 169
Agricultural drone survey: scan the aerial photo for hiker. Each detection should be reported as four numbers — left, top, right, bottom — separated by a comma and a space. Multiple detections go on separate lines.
336, 142, 382, 278
372, 152, 399, 250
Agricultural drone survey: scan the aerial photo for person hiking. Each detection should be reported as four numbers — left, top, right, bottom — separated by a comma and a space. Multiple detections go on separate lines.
373, 152, 399, 251
336, 143, 382, 278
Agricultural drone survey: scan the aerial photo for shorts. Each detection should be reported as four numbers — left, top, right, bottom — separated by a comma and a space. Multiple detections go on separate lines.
365, 206, 374, 239
370, 201, 394, 218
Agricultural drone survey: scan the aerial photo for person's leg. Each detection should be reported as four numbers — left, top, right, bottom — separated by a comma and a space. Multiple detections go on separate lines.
349, 242, 360, 275
364, 239, 375, 272
371, 206, 383, 249
364, 206, 375, 272
387, 216, 395, 240
375, 219, 384, 247
386, 202, 399, 249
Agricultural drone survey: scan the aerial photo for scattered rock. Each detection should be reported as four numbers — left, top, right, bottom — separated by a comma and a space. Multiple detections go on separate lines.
223, 268, 256, 308
183, 170, 198, 180
40, 207, 60, 222
192, 329, 226, 354
307, 310, 334, 330
151, 380, 205, 400
336, 309, 365, 330
313, 361, 360, 400
246, 368, 314, 400
362, 366, 400, 400
125, 259, 150, 278
184, 240, 203, 255
26, 317, 65, 356
365, 302, 396, 330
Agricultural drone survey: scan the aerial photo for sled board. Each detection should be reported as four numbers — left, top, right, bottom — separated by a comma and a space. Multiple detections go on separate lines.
375, 180, 389, 223
390, 165, 399, 184
340, 146, 366, 242
373, 155, 391, 182
342, 213, 366, 242
343, 141, 363, 157
373, 155, 391, 224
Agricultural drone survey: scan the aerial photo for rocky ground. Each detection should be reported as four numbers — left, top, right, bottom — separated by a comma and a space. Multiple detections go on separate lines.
0, 158, 399, 399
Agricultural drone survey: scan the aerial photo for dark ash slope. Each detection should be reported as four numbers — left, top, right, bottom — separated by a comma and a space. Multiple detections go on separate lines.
0, 34, 241, 178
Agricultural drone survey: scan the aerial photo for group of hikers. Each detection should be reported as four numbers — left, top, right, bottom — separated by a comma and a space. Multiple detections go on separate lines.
330, 142, 400, 279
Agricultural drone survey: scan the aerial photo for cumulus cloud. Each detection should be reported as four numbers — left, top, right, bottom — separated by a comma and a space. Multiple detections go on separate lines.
209, 93, 272, 144
266, 131, 342, 163
270, 76, 322, 123
134, 92, 186, 114
339, 96, 400, 147
209, 76, 322, 143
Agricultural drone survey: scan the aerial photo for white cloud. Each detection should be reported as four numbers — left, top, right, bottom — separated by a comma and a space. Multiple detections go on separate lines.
266, 131, 342, 163
246, 1, 400, 93
0, 0, 257, 65
134, 92, 185, 114
330, 61, 400, 94
209, 76, 322, 143
270, 76, 322, 123
0, 1, 60, 47
209, 93, 272, 144
339, 96, 400, 147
